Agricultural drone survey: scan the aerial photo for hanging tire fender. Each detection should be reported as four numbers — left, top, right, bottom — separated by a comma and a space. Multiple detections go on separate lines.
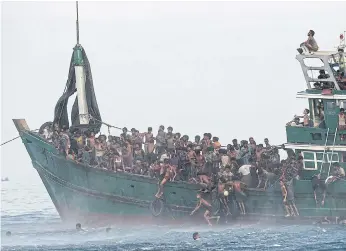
150, 198, 165, 217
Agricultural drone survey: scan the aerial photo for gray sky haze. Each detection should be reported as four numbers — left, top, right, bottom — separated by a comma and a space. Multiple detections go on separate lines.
1, 1, 346, 177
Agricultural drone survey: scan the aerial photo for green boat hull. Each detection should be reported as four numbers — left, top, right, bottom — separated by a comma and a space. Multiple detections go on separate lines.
14, 119, 346, 225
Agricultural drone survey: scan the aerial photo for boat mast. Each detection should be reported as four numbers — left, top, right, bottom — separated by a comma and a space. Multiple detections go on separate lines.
73, 1, 90, 125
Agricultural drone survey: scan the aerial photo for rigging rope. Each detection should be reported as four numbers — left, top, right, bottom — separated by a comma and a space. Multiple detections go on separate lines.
0, 129, 39, 147
89, 115, 123, 131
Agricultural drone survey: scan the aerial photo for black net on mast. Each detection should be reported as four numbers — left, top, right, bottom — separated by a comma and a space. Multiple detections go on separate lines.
53, 46, 102, 133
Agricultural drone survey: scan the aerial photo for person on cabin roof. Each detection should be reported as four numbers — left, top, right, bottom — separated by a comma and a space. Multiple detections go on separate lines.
297, 30, 319, 54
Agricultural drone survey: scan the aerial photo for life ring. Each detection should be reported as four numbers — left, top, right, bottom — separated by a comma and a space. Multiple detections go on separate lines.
39, 121, 53, 134
150, 198, 165, 217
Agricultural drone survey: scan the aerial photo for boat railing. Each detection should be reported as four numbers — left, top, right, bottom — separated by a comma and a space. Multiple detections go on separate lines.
296, 51, 345, 90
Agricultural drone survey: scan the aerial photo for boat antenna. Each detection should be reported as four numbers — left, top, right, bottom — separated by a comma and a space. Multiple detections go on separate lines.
76, 1, 80, 45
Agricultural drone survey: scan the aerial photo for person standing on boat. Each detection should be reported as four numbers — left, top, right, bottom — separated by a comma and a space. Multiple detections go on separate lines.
120, 127, 130, 142
59, 127, 70, 157
193, 135, 202, 151
145, 138, 156, 165
338, 108, 346, 132
326, 162, 346, 185
297, 30, 319, 54
201, 133, 212, 154
204, 146, 216, 176
264, 138, 271, 149
212, 137, 221, 149
166, 128, 175, 157
155, 125, 166, 155
144, 127, 154, 154
239, 140, 250, 165
190, 192, 214, 226
295, 109, 310, 127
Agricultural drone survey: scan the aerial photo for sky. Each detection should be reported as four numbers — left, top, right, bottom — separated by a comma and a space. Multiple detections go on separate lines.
1, 1, 346, 180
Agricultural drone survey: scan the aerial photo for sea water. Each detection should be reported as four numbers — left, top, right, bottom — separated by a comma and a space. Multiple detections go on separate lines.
2, 169, 346, 251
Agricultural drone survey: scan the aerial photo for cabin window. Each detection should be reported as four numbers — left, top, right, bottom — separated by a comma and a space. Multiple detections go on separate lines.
326, 101, 336, 110
302, 151, 339, 170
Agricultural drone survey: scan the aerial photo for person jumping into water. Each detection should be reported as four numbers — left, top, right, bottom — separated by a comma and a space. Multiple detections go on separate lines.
190, 192, 219, 226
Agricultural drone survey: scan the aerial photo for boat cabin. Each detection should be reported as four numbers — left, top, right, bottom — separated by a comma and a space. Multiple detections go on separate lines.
285, 49, 346, 179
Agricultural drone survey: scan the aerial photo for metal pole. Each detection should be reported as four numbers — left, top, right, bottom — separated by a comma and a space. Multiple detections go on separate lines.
76, 1, 80, 45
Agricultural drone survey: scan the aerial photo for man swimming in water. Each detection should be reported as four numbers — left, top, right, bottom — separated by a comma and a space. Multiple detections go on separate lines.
190, 193, 214, 226
193, 232, 200, 240
76, 223, 83, 231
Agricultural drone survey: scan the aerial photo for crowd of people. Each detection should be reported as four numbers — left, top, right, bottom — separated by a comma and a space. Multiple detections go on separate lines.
40, 124, 285, 183
39, 122, 345, 225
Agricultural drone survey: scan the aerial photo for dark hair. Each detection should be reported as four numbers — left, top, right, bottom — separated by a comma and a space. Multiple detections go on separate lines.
76, 223, 81, 229
148, 127, 152, 131
341, 108, 345, 112
305, 109, 310, 114
193, 232, 199, 240
6, 231, 11, 236
309, 30, 315, 36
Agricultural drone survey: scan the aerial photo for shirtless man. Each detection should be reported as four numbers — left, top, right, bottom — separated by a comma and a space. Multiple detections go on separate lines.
255, 144, 265, 163
166, 129, 176, 157
187, 146, 197, 178
295, 109, 310, 127
144, 127, 154, 154
155, 159, 176, 198
190, 193, 214, 226
280, 179, 292, 217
